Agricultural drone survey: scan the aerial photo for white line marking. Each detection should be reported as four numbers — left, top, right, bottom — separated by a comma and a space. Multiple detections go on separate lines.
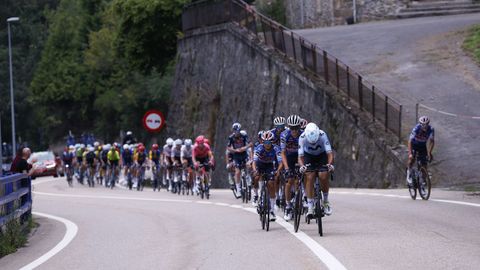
229, 204, 243, 209
431, 199, 480, 208
20, 212, 78, 270
215, 202, 230, 206
33, 191, 192, 203
196, 201, 213, 205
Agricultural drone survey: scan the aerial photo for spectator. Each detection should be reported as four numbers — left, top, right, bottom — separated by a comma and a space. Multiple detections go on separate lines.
9, 146, 25, 173
12, 148, 37, 176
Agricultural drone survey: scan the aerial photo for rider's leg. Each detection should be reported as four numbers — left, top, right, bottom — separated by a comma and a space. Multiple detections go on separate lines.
235, 165, 241, 195
268, 179, 276, 211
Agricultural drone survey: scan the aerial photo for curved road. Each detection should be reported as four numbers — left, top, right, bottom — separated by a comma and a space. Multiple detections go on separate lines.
297, 14, 480, 186
1, 176, 480, 269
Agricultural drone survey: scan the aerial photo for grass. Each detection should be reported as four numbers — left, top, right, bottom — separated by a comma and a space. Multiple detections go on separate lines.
463, 25, 480, 64
0, 216, 36, 258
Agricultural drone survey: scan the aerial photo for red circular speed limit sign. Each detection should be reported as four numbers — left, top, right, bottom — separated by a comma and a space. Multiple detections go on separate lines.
142, 110, 166, 132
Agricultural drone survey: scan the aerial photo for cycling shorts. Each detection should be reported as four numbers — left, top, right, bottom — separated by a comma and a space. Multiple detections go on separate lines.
255, 162, 275, 180
412, 144, 428, 165
304, 152, 328, 172
286, 153, 298, 171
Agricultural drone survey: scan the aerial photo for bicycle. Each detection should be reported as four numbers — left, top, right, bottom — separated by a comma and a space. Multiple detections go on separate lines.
172, 163, 183, 194
293, 172, 306, 233
125, 165, 134, 190
109, 163, 119, 189
86, 164, 95, 187
257, 171, 274, 232
136, 163, 146, 191
408, 152, 432, 200
304, 165, 333, 237
65, 164, 73, 187
240, 165, 252, 203
151, 163, 161, 192
196, 163, 210, 200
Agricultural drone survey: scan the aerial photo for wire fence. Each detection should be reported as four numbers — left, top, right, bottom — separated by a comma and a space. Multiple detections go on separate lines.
182, 0, 403, 140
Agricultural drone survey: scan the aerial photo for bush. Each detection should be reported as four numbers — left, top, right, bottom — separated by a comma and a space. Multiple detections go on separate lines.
463, 25, 480, 64
257, 0, 287, 26
0, 217, 35, 258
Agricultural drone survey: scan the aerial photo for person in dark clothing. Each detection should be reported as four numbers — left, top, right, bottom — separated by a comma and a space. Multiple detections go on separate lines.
123, 131, 137, 145
12, 148, 34, 175
9, 146, 25, 173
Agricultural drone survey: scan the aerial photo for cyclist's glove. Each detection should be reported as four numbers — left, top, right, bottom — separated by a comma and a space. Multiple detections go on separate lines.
299, 165, 307, 174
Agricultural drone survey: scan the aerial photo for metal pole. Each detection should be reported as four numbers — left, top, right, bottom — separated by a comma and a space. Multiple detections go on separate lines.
0, 115, 3, 176
8, 22, 16, 157
353, 0, 357, 23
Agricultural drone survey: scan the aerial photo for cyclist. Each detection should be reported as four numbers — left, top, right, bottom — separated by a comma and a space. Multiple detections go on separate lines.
75, 144, 85, 181
100, 144, 110, 186
192, 135, 215, 193
181, 139, 194, 194
254, 131, 264, 148
171, 139, 183, 193
62, 146, 75, 182
122, 144, 134, 189
150, 144, 162, 191
225, 148, 235, 189
134, 144, 148, 191
123, 131, 136, 145
94, 142, 103, 184
300, 118, 308, 130
83, 146, 97, 187
281, 114, 302, 220
269, 116, 286, 146
227, 123, 253, 198
107, 144, 121, 188
163, 138, 174, 191
407, 116, 435, 185
298, 122, 334, 218
252, 131, 282, 221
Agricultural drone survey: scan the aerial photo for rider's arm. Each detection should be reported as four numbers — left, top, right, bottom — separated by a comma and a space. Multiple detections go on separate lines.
208, 151, 214, 163
327, 152, 334, 166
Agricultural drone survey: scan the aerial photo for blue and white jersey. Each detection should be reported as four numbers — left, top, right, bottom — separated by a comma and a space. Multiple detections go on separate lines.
254, 144, 282, 164
409, 124, 434, 146
268, 128, 284, 146
280, 129, 301, 156
298, 129, 332, 156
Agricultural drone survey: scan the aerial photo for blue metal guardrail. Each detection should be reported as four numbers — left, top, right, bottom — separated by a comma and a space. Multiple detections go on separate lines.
0, 173, 32, 227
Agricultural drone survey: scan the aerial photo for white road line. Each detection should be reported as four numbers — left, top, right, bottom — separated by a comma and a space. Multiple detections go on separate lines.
33, 191, 192, 203
332, 191, 480, 208
20, 212, 78, 270
215, 202, 230, 206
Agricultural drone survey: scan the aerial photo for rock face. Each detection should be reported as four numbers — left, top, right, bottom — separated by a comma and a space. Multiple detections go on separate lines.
284, 0, 408, 28
168, 23, 407, 188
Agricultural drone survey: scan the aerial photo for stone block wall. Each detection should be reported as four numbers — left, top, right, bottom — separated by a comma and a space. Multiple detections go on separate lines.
167, 23, 407, 188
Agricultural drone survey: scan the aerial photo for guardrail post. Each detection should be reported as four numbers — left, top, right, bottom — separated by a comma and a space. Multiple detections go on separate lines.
280, 29, 286, 54
335, 59, 339, 90
372, 86, 376, 121
346, 66, 351, 101
358, 75, 363, 110
385, 96, 389, 132
311, 44, 317, 74
399, 105, 402, 142
323, 51, 329, 84
270, 22, 276, 48
291, 32, 296, 62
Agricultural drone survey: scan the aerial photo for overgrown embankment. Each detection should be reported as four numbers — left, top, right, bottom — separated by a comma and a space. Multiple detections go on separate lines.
464, 25, 480, 64
0, 217, 36, 258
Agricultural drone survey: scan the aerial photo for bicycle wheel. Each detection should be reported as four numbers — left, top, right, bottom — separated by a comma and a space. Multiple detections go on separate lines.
293, 189, 302, 233
419, 167, 431, 200
316, 198, 323, 236
408, 170, 417, 200
261, 186, 266, 230
242, 176, 247, 203
264, 184, 270, 232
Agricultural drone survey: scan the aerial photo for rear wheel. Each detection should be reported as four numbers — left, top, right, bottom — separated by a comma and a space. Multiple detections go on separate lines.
261, 185, 266, 230
408, 170, 417, 200
316, 199, 323, 236
264, 184, 270, 232
419, 167, 431, 200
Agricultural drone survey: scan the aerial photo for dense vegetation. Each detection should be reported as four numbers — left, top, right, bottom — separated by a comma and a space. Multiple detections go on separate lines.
0, 0, 189, 150
463, 25, 480, 64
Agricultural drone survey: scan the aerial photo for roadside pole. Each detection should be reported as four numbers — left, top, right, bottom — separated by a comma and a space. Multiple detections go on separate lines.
0, 116, 3, 176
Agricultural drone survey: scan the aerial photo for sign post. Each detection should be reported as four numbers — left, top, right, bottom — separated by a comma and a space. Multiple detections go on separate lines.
142, 110, 166, 133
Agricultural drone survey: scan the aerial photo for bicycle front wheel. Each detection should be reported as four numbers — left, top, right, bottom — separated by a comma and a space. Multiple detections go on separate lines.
293, 189, 302, 233
418, 167, 431, 200
316, 199, 323, 236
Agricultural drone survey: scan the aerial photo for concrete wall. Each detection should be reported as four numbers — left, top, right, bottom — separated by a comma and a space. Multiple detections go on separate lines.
167, 23, 407, 188
284, 0, 408, 28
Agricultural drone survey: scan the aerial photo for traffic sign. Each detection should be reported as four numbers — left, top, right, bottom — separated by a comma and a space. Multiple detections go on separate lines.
142, 110, 165, 132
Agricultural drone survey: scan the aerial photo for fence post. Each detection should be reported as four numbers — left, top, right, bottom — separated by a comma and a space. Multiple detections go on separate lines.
280, 30, 286, 54
262, 19, 268, 45
270, 22, 276, 48
244, 5, 249, 28
346, 66, 351, 101
358, 75, 363, 110
372, 86, 375, 121
0, 115, 3, 176
399, 105, 402, 143
323, 51, 329, 84
291, 32, 296, 62
335, 59, 340, 90
385, 96, 389, 132
301, 39, 307, 69
311, 44, 317, 74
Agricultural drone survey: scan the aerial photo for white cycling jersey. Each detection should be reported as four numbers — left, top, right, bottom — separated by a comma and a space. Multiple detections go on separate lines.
163, 145, 172, 157
180, 145, 192, 159
298, 129, 332, 156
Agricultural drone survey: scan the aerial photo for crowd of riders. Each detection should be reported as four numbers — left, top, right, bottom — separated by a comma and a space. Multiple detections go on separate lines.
60, 131, 216, 198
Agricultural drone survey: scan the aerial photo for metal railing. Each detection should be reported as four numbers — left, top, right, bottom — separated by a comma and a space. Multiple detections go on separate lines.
182, 0, 403, 140
0, 173, 32, 227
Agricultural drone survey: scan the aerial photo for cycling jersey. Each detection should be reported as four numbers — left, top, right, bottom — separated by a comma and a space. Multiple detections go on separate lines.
149, 149, 161, 165
172, 146, 182, 158
122, 149, 133, 165
62, 151, 74, 165
298, 129, 332, 156
83, 151, 96, 165
101, 150, 109, 163
181, 145, 192, 159
281, 129, 301, 156
254, 144, 282, 164
268, 127, 284, 146
107, 149, 120, 161
409, 124, 434, 146
136, 151, 147, 165
163, 144, 173, 157
193, 143, 211, 159
227, 134, 250, 157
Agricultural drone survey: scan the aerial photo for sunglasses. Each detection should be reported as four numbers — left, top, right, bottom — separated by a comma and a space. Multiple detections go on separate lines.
290, 126, 300, 131
263, 140, 272, 145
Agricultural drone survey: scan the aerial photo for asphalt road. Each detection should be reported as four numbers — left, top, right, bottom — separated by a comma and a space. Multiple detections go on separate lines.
1, 176, 480, 270
296, 14, 480, 186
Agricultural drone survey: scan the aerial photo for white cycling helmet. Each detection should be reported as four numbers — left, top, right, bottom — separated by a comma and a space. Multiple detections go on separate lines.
273, 116, 286, 126
419, 116, 430, 125
88, 146, 95, 152
240, 130, 247, 136
105, 144, 112, 151
287, 115, 302, 127
123, 144, 130, 150
166, 138, 174, 146
126, 131, 133, 136
261, 131, 274, 142
80, 144, 85, 149
304, 123, 320, 144
68, 145, 75, 150
174, 139, 183, 146
300, 118, 308, 129
232, 122, 241, 131
94, 141, 100, 147
184, 139, 192, 146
